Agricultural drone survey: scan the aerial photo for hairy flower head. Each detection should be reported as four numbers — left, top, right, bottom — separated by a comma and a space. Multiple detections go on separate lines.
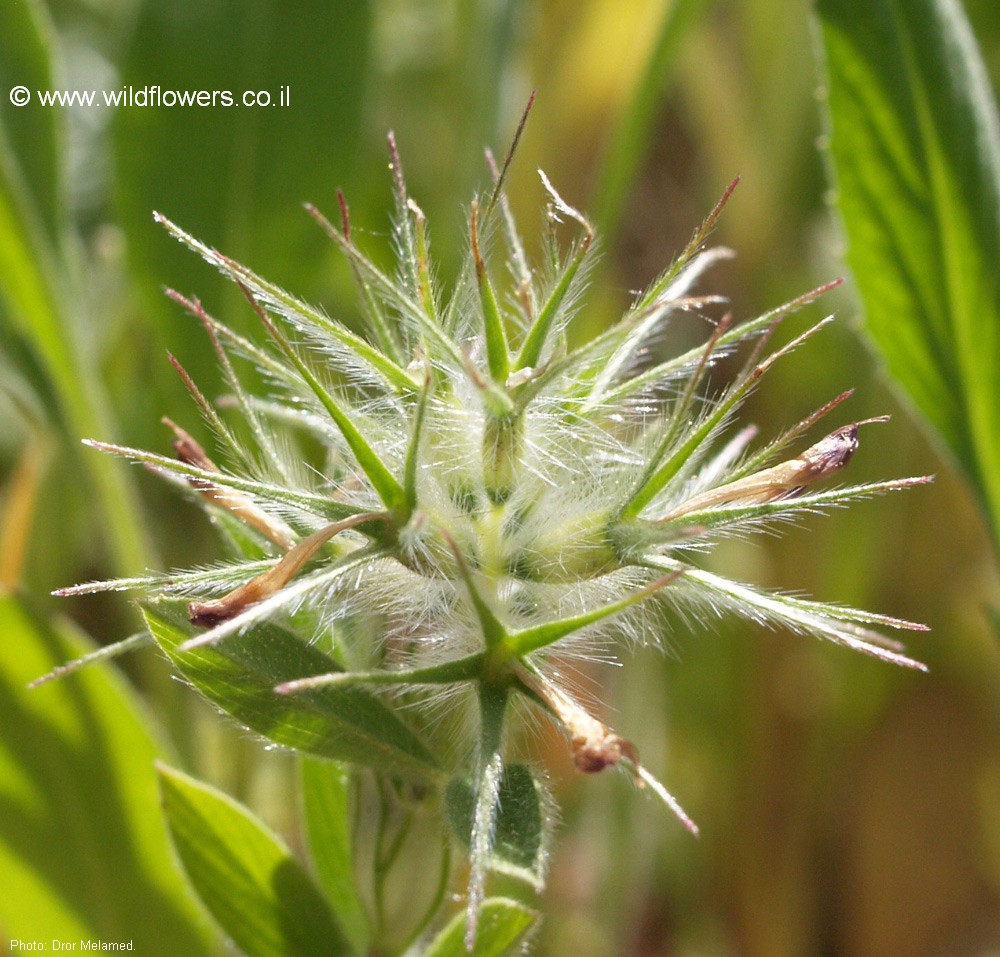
53, 133, 931, 944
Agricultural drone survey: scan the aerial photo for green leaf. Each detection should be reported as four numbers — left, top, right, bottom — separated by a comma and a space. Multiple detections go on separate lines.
143, 606, 441, 780
116, 0, 373, 336
0, 594, 211, 954
422, 898, 539, 957
157, 763, 349, 957
299, 757, 369, 955
817, 0, 1000, 552
0, 0, 60, 241
0, 8, 152, 577
444, 763, 548, 889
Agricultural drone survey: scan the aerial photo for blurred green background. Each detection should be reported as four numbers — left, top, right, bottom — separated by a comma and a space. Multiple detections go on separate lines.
2, 0, 1000, 954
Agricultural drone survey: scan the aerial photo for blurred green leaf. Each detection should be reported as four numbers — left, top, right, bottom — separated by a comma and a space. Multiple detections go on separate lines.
0, 0, 61, 241
0, 0, 76, 409
158, 762, 350, 957
445, 763, 548, 889
817, 0, 1000, 552
422, 897, 539, 957
0, 0, 152, 577
143, 606, 441, 780
116, 0, 373, 337
0, 593, 210, 954
299, 756, 369, 955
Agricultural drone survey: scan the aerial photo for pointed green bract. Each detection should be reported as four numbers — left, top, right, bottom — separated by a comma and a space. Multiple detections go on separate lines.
252, 306, 406, 512
404, 369, 434, 513
156, 214, 417, 395
620, 316, 834, 518
506, 574, 680, 656
472, 203, 513, 384
515, 238, 591, 373
84, 438, 363, 522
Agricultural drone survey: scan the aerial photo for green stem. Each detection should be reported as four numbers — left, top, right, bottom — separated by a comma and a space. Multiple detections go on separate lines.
372, 776, 394, 939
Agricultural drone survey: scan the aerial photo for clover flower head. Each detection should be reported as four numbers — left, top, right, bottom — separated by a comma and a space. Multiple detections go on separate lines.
55, 130, 931, 945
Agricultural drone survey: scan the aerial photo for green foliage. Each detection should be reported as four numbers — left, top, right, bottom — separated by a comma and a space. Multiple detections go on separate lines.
0, 595, 209, 954
143, 606, 441, 780
817, 0, 1000, 553
300, 757, 370, 955
158, 762, 350, 957
444, 763, 549, 889
421, 898, 539, 957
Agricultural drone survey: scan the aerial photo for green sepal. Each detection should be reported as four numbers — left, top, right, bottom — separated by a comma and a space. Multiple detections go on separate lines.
472, 203, 512, 384
156, 213, 417, 394
505, 572, 677, 656
444, 763, 549, 890
85, 438, 363, 523
620, 316, 833, 518
515, 238, 590, 373
250, 306, 407, 512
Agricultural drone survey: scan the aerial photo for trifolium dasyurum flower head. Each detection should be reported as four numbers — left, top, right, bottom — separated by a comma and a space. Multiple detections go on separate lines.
50, 129, 931, 947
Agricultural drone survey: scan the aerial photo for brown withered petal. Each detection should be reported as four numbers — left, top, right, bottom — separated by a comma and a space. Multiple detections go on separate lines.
661, 416, 889, 520
517, 664, 640, 774
187, 512, 382, 627
163, 417, 296, 551
572, 729, 640, 774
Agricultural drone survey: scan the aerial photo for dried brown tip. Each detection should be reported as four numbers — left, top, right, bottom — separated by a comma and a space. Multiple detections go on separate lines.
186, 512, 383, 629
572, 726, 640, 774
516, 664, 640, 775
336, 189, 351, 241
663, 417, 889, 520
487, 88, 537, 214
163, 418, 295, 551
163, 417, 218, 476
